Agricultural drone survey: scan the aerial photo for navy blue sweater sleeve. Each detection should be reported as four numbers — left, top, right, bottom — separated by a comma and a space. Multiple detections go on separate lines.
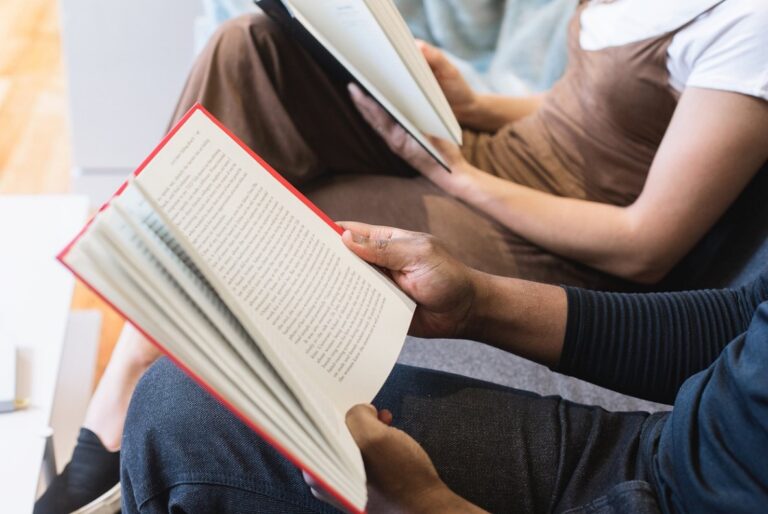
654, 300, 768, 513
555, 273, 768, 404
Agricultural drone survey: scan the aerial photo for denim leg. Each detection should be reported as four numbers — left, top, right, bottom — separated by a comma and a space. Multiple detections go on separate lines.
122, 358, 655, 513
120, 358, 341, 514
371, 364, 658, 513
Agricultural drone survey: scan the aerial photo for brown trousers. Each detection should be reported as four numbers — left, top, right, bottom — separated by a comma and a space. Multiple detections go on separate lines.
171, 13, 632, 290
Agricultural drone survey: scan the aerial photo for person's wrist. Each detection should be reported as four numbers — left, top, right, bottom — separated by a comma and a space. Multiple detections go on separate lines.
446, 162, 481, 201
453, 95, 477, 123
454, 93, 484, 125
456, 94, 499, 132
462, 269, 493, 342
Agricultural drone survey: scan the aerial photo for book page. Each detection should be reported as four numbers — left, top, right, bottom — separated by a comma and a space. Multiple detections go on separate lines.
363, 0, 461, 141
284, 0, 460, 143
134, 108, 415, 414
108, 186, 365, 481
63, 228, 365, 507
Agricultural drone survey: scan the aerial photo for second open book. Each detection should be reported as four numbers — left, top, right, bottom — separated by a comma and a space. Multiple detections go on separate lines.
58, 105, 416, 514
256, 0, 461, 170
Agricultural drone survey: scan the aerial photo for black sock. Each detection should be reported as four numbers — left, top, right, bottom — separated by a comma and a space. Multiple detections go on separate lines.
34, 427, 121, 514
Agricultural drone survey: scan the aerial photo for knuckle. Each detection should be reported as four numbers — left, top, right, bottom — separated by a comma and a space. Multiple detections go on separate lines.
418, 234, 437, 252
392, 129, 409, 149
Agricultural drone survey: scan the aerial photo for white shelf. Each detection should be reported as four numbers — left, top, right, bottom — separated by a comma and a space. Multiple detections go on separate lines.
0, 195, 89, 512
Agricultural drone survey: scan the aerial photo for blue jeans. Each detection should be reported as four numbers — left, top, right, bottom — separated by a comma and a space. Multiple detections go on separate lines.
121, 358, 666, 513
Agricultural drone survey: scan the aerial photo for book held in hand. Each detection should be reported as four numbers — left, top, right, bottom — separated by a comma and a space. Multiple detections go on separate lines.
58, 105, 416, 513
256, 0, 461, 170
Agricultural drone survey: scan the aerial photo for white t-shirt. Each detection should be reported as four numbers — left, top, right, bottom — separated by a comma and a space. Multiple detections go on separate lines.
579, 0, 768, 101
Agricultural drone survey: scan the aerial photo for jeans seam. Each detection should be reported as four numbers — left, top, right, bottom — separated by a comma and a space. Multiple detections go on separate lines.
136, 474, 335, 513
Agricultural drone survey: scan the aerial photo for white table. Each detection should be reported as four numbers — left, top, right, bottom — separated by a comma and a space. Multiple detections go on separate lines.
0, 195, 89, 512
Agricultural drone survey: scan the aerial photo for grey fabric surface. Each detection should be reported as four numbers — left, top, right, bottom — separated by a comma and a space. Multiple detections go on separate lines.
397, 337, 669, 413
396, 161, 768, 415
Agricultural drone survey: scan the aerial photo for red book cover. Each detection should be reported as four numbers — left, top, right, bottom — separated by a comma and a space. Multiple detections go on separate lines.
57, 104, 365, 514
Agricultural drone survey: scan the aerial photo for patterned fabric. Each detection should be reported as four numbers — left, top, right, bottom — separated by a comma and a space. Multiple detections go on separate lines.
197, 0, 575, 93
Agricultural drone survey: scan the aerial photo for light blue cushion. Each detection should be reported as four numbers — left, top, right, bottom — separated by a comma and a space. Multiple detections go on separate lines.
199, 0, 576, 93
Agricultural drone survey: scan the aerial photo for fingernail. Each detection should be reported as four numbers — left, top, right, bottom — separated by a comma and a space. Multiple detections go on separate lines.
352, 233, 368, 244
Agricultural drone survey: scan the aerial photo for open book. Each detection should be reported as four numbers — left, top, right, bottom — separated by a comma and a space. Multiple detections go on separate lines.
256, 0, 461, 170
58, 105, 416, 513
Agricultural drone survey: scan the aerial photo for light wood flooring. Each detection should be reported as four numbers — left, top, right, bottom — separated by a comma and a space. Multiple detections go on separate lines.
0, 0, 124, 385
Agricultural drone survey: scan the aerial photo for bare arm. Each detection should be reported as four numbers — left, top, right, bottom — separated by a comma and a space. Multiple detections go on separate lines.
468, 272, 566, 367
339, 222, 568, 368
352, 85, 768, 284
339, 222, 768, 404
418, 41, 545, 132
459, 93, 546, 132
455, 89, 768, 283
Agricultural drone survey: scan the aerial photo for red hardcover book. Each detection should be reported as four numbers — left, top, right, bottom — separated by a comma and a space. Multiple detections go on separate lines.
57, 104, 415, 513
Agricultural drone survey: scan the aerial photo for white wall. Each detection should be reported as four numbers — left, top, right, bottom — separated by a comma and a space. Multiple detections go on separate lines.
60, 0, 205, 203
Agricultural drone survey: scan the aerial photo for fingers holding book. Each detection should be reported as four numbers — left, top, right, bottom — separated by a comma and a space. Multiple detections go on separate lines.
307, 404, 487, 514
348, 82, 411, 151
338, 221, 479, 340
348, 83, 476, 197
416, 40, 480, 125
345, 404, 447, 514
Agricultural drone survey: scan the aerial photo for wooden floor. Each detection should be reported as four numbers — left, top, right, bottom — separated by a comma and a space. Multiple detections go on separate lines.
0, 0, 123, 385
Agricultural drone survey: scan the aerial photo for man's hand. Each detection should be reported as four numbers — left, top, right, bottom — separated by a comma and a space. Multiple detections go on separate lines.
348, 405, 485, 513
306, 405, 487, 513
338, 221, 478, 339
348, 83, 479, 198
416, 40, 478, 124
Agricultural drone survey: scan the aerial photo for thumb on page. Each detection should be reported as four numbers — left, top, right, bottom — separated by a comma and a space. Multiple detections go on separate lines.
346, 404, 390, 451
341, 228, 415, 271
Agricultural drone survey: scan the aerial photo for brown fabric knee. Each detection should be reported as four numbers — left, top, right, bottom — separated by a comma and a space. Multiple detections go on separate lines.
170, 12, 412, 185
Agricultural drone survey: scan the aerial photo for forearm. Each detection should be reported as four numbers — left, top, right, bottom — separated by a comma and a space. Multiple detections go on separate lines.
458, 93, 546, 132
458, 171, 665, 283
467, 271, 567, 368
467, 269, 768, 404
454, 88, 768, 284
